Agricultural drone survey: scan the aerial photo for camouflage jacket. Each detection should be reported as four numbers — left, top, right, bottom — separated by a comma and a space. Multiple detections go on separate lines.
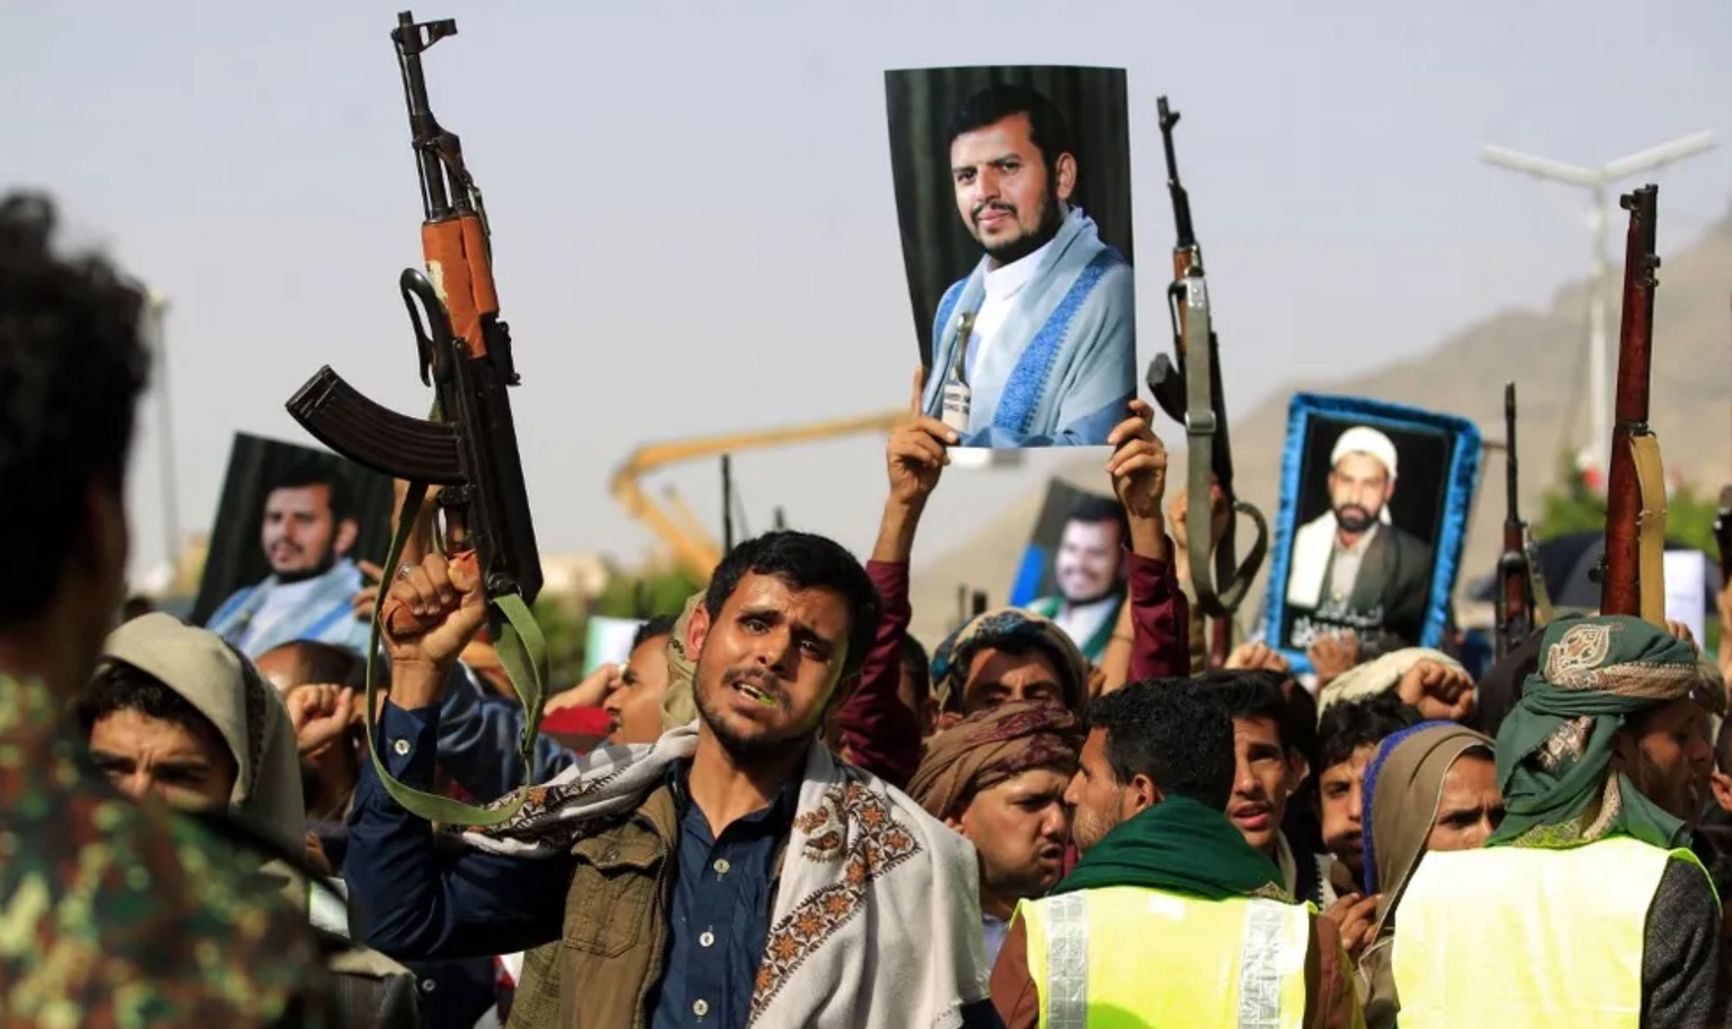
0, 673, 327, 1027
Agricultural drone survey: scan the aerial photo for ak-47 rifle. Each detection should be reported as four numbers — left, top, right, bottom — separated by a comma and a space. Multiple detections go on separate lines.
283, 11, 545, 824
1717, 300, 1732, 589
1599, 184, 1666, 623
1494, 382, 1549, 658
1147, 95, 1268, 666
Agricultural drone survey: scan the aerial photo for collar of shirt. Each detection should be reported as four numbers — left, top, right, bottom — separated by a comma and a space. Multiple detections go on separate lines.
982, 231, 1055, 302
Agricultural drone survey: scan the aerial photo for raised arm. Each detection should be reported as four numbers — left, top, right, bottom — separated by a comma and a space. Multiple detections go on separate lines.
1104, 400, 1190, 686
344, 552, 570, 960
834, 373, 956, 786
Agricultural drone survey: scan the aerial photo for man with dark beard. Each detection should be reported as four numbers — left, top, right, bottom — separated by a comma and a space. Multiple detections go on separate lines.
1026, 497, 1129, 662
207, 459, 371, 657
344, 532, 997, 1028
919, 83, 1135, 447
1285, 425, 1432, 654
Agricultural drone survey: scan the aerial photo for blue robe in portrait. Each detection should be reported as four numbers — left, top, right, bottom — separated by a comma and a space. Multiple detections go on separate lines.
921, 207, 1135, 447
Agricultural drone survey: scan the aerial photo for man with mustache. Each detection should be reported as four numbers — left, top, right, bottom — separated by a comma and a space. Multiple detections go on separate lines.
1285, 425, 1432, 655
344, 532, 996, 1028
207, 459, 372, 657
919, 82, 1135, 447
1025, 497, 1128, 662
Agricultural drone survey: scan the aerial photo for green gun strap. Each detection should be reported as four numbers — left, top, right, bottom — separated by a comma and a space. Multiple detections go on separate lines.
361, 478, 550, 829
1179, 276, 1269, 620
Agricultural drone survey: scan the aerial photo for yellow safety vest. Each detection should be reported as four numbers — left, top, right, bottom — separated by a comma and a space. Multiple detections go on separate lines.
1018, 885, 1311, 1028
1393, 836, 1713, 1028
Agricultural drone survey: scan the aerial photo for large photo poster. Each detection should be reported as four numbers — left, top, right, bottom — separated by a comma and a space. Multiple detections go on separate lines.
1262, 395, 1482, 670
191, 433, 396, 657
1008, 479, 1127, 663
886, 66, 1135, 448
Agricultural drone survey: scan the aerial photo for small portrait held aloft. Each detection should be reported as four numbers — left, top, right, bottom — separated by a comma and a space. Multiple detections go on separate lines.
193, 433, 396, 658
1264, 395, 1481, 670
885, 65, 1136, 448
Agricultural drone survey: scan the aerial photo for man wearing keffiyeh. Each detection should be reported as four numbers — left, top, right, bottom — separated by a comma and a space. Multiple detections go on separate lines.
909, 701, 1084, 965
1389, 615, 1732, 1026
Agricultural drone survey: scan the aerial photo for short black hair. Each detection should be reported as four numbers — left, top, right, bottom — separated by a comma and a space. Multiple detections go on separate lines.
945, 83, 1077, 178
703, 531, 881, 678
1088, 679, 1235, 810
1317, 693, 1422, 772
0, 193, 148, 627
631, 614, 678, 654
74, 661, 230, 763
1200, 670, 1310, 758
259, 639, 366, 690
1064, 495, 1130, 553
900, 634, 932, 709
265, 457, 354, 524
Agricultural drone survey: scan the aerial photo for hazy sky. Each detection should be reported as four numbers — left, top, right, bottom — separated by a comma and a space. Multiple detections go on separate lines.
5, 1, 1730, 585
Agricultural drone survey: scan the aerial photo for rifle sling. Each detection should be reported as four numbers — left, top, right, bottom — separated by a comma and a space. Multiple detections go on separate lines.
360, 417, 551, 828
1630, 433, 1669, 627
1180, 283, 1267, 619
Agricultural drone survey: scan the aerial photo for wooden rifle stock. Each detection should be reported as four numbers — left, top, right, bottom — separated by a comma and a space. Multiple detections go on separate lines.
1600, 185, 1665, 622
1494, 382, 1535, 659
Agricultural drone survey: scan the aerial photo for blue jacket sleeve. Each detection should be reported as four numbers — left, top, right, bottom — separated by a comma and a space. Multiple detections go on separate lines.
436, 663, 578, 801
344, 698, 571, 960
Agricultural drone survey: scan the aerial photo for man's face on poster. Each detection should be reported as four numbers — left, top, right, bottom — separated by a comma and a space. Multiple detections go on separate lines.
261, 483, 355, 577
1055, 517, 1123, 605
950, 112, 1073, 266
1326, 452, 1395, 534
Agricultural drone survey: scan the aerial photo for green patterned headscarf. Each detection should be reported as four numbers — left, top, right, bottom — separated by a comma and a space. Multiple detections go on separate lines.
1489, 615, 1706, 850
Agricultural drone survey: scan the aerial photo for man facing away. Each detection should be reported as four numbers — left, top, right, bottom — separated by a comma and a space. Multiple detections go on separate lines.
990, 680, 1360, 1027
207, 459, 371, 657
1392, 615, 1730, 1026
920, 83, 1135, 447
0, 191, 325, 1026
345, 530, 997, 1028
1286, 425, 1432, 653
1026, 497, 1129, 663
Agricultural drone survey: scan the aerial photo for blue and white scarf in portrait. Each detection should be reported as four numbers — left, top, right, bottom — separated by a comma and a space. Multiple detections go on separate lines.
921, 206, 1135, 447
206, 557, 372, 659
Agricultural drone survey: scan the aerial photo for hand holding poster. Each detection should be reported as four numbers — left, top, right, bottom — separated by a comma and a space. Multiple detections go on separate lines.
886, 66, 1136, 448
1264, 395, 1482, 669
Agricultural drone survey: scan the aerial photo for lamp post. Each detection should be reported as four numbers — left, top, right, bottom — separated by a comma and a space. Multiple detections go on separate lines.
1481, 131, 1715, 472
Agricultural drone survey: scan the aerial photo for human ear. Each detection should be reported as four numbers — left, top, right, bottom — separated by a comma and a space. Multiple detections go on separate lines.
686, 605, 712, 656
334, 517, 360, 557
1054, 153, 1078, 202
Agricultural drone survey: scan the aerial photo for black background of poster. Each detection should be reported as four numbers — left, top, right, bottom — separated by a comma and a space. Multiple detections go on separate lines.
886, 65, 1134, 366
189, 433, 394, 626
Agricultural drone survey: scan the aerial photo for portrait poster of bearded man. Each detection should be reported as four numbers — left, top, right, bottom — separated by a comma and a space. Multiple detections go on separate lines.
1008, 479, 1128, 663
886, 65, 1136, 448
1263, 394, 1482, 672
192, 433, 394, 656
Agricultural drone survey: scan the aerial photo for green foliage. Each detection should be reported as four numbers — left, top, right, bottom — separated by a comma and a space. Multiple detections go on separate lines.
592, 567, 704, 620
528, 566, 702, 688
1534, 450, 1606, 541
531, 594, 588, 688
1534, 448, 1723, 554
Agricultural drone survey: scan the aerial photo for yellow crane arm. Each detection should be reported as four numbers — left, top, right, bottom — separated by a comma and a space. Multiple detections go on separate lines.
610, 411, 906, 582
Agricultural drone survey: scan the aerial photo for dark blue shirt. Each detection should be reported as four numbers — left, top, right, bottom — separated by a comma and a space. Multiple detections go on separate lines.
650, 761, 797, 1029
345, 700, 1002, 1029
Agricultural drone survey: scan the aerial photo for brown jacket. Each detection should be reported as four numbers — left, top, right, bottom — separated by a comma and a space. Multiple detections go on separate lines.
989, 901, 1362, 1028
506, 784, 702, 1029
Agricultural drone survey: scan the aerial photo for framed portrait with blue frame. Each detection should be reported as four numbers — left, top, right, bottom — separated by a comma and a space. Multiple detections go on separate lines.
1262, 394, 1482, 672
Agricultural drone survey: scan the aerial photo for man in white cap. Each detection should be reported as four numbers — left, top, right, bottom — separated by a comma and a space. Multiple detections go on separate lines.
1285, 425, 1432, 654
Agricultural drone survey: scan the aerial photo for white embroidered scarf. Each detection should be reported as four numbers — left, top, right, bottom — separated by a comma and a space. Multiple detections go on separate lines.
460, 724, 989, 1028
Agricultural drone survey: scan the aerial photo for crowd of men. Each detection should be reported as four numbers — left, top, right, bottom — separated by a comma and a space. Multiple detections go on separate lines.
7, 103, 1732, 1027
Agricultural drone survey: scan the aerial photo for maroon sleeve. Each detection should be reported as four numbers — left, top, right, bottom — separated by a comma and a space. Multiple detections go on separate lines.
1127, 543, 1190, 682
834, 559, 923, 789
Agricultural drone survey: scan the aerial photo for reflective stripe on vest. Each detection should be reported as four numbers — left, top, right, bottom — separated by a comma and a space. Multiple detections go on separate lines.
1393, 836, 1712, 1029
1020, 886, 1310, 1028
